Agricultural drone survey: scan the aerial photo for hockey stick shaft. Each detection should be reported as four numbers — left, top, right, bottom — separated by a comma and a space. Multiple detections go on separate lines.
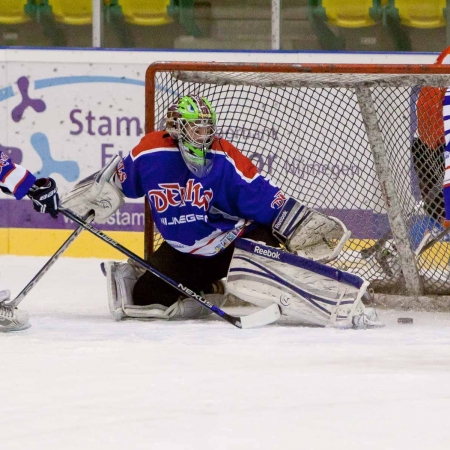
360, 201, 425, 259
359, 229, 391, 258
7, 213, 94, 308
416, 225, 450, 255
59, 208, 280, 329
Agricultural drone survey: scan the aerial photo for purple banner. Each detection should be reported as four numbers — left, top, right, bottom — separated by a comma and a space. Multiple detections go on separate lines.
0, 198, 389, 238
321, 209, 389, 239
0, 199, 145, 232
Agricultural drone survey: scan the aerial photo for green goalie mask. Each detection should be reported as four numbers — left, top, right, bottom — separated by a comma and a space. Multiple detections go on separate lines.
166, 95, 217, 178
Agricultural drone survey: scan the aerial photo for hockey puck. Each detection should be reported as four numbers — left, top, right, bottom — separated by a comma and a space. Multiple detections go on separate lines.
398, 317, 413, 324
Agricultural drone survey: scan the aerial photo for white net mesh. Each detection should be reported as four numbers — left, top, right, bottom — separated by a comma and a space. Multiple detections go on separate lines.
146, 64, 450, 297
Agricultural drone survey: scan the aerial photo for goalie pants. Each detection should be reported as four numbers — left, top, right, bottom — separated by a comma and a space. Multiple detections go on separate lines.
133, 225, 280, 307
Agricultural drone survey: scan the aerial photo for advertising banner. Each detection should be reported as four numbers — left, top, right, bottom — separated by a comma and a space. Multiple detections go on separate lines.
0, 49, 437, 256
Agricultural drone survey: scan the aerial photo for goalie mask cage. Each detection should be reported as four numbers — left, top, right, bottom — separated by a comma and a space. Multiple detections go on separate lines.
145, 61, 450, 308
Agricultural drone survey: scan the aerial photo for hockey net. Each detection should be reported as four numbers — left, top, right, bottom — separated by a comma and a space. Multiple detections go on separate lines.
145, 61, 450, 306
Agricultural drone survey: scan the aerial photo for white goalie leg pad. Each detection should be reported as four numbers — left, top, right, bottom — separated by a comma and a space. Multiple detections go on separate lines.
60, 155, 124, 223
103, 262, 229, 321
227, 238, 379, 328
103, 261, 168, 320
103, 260, 134, 320
273, 197, 351, 262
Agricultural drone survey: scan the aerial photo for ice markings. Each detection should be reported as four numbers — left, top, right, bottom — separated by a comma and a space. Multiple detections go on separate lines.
31, 132, 79, 181
12, 76, 46, 122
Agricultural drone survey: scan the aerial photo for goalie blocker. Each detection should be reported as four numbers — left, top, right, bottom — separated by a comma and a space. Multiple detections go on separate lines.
60, 155, 124, 223
227, 238, 383, 329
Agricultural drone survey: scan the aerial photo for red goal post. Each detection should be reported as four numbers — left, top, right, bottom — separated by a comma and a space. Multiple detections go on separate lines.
145, 61, 450, 305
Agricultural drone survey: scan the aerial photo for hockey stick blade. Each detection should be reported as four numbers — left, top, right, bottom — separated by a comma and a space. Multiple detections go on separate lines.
239, 303, 281, 328
60, 208, 281, 329
5, 212, 94, 308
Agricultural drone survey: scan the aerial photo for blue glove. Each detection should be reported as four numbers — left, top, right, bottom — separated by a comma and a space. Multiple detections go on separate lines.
27, 177, 59, 219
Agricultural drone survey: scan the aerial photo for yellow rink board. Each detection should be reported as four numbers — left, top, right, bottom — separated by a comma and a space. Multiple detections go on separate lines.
0, 228, 144, 259
416, 243, 450, 270
0, 232, 449, 270
346, 239, 450, 271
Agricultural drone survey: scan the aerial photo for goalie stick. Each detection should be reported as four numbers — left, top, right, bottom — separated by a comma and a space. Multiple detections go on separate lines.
361, 213, 450, 259
359, 229, 392, 259
4, 212, 94, 308
359, 201, 425, 277
59, 208, 281, 329
414, 224, 450, 256
360, 201, 425, 259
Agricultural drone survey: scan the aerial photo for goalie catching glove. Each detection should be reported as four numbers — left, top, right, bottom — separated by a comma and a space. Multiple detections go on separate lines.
60, 155, 124, 223
272, 197, 350, 262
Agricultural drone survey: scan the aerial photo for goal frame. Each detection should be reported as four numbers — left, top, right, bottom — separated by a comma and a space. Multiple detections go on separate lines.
144, 61, 450, 306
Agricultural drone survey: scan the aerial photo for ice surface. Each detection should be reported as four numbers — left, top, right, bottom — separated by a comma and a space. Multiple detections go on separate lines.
1, 255, 450, 450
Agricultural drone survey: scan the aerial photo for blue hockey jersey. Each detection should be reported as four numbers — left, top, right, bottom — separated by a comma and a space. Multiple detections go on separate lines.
118, 131, 286, 256
0, 152, 36, 200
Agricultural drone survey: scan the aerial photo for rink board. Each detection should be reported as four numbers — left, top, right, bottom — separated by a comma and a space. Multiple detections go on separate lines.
1, 230, 448, 270
337, 240, 450, 273
0, 228, 144, 259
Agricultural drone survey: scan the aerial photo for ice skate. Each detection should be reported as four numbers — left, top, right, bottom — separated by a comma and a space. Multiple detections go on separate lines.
352, 307, 385, 329
0, 301, 30, 332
